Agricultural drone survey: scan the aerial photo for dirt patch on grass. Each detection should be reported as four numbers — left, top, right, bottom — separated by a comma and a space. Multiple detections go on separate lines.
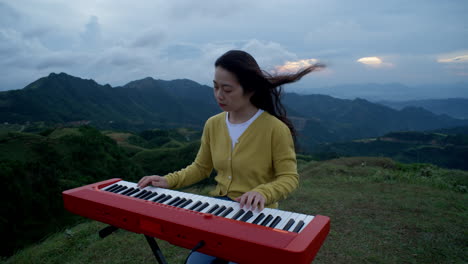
324, 157, 397, 169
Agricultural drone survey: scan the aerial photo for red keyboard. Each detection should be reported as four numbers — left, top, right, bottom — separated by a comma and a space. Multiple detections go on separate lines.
63, 178, 330, 263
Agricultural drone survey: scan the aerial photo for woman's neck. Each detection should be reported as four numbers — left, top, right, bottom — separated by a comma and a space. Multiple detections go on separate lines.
228, 105, 259, 124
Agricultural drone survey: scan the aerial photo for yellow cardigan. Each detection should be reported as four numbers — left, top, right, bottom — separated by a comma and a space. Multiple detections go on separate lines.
164, 111, 299, 208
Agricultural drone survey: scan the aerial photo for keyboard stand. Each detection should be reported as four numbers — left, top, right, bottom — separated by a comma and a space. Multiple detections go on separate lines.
99, 225, 168, 264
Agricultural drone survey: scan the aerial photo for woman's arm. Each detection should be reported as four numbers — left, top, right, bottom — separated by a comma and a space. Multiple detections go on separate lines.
137, 120, 214, 190
251, 124, 299, 205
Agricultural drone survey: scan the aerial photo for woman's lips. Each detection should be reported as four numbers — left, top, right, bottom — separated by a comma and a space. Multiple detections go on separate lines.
219, 103, 226, 107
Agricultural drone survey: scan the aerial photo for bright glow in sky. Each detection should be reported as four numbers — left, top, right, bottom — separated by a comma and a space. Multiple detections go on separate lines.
275, 59, 319, 73
357, 57, 383, 65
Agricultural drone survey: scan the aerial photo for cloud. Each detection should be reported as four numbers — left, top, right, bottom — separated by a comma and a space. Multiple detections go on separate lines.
80, 16, 101, 50
275, 59, 319, 73
357, 57, 382, 65
240, 39, 297, 71
357, 56, 394, 68
0, 0, 467, 94
167, 0, 251, 19
437, 55, 468, 63
131, 28, 167, 49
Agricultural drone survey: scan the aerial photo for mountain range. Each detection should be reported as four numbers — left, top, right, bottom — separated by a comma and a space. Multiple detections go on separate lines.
297, 82, 468, 102
379, 98, 468, 119
1, 72, 467, 152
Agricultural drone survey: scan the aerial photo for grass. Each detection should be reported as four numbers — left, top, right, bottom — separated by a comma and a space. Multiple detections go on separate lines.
4, 157, 467, 264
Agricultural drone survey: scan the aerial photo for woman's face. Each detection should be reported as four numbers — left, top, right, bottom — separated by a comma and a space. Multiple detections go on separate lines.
213, 66, 253, 112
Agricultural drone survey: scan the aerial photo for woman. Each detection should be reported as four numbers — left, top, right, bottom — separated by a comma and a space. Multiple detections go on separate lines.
138, 50, 323, 263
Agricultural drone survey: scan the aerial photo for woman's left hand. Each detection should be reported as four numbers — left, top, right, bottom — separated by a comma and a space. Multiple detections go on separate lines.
235, 191, 266, 211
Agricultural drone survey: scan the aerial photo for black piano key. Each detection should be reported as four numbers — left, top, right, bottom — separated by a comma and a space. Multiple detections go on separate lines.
134, 190, 148, 198
179, 199, 193, 208
220, 207, 234, 217
141, 191, 156, 200
104, 184, 120, 192
126, 188, 140, 196
172, 198, 186, 207
240, 211, 254, 222
140, 191, 155, 200
115, 185, 129, 193
144, 192, 158, 200
120, 188, 135, 195
152, 194, 166, 202
188, 201, 202, 210
194, 202, 209, 212
292, 220, 305, 233
269, 216, 282, 228
167, 197, 181, 206
231, 209, 246, 220
282, 219, 295, 231
207, 204, 220, 214
131, 189, 145, 198
109, 185, 124, 193
260, 215, 274, 226
252, 213, 266, 225
158, 195, 173, 203
213, 206, 226, 216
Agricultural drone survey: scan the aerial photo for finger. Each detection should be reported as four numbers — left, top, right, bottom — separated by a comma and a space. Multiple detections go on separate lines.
251, 195, 260, 211
239, 195, 247, 208
138, 177, 150, 188
258, 197, 265, 211
246, 194, 255, 210
137, 176, 147, 187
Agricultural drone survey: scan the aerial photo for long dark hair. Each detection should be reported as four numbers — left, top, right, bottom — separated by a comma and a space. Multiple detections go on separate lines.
215, 50, 324, 136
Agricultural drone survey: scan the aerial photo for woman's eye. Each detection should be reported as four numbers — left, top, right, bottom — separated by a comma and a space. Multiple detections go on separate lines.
224, 90, 232, 93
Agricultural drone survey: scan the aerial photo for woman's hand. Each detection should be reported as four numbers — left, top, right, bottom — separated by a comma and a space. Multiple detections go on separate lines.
235, 191, 266, 211
137, 175, 169, 189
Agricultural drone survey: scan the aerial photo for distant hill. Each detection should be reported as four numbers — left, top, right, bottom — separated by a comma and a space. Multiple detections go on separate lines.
313, 130, 468, 170
283, 93, 468, 149
301, 82, 468, 101
1, 73, 468, 151
378, 98, 468, 119
0, 73, 219, 131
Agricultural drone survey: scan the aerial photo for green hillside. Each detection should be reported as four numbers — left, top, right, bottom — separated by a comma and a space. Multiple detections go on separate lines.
314, 131, 468, 170
0, 127, 144, 257
3, 157, 467, 264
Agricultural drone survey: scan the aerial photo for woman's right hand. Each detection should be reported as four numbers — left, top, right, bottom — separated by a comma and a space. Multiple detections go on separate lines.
137, 175, 169, 189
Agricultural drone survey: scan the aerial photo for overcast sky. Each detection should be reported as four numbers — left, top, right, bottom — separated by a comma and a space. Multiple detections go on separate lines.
1, 0, 467, 99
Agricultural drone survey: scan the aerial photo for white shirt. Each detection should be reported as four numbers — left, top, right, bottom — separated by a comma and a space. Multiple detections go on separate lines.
226, 109, 264, 150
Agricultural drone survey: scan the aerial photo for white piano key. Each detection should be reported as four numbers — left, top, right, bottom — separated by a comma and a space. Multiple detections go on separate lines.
245, 209, 264, 224
278, 212, 302, 231
274, 212, 294, 229
297, 215, 315, 233
287, 213, 308, 231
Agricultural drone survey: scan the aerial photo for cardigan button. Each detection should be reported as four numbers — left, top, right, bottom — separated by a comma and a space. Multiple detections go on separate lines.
228, 176, 232, 180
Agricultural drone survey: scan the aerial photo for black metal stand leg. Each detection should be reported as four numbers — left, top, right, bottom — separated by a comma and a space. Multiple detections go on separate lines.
99, 225, 119, 238
99, 226, 168, 264
145, 235, 168, 264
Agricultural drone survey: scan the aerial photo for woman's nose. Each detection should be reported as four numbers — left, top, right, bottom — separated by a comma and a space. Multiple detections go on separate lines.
215, 90, 224, 100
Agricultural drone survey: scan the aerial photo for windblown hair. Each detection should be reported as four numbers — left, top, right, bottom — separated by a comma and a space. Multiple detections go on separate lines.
215, 50, 324, 137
